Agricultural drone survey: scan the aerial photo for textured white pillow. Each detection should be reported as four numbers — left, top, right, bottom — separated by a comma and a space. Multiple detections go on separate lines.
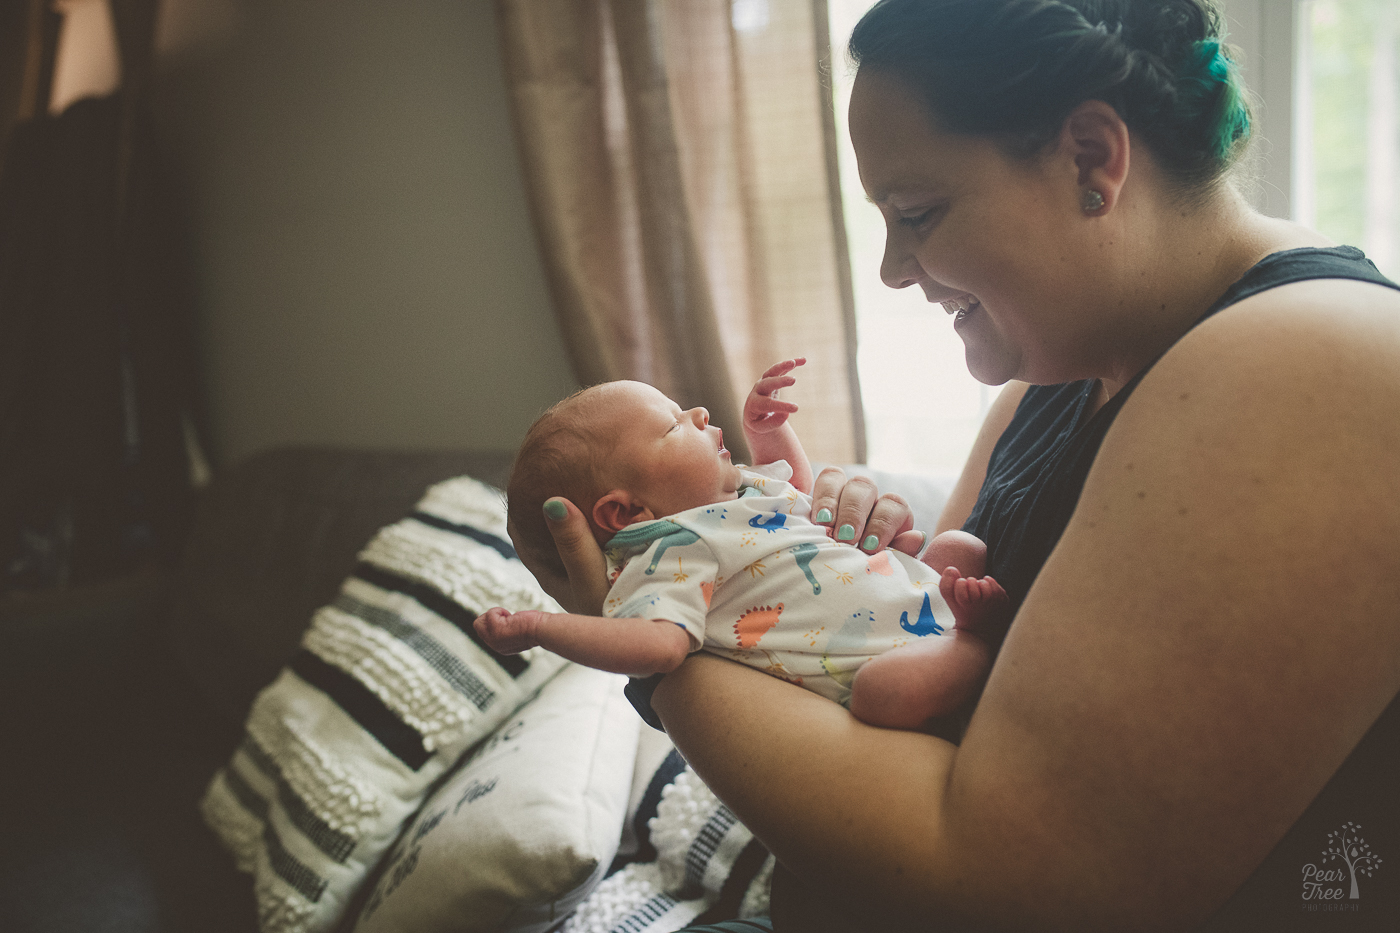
562, 766, 774, 933
352, 663, 641, 933
200, 476, 568, 933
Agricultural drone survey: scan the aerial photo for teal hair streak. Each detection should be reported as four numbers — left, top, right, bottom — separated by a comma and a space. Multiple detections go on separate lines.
1176, 38, 1251, 161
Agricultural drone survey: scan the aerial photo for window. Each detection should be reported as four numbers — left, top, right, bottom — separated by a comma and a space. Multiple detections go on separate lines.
1223, 0, 1398, 279
1295, 0, 1398, 278
828, 0, 1001, 477
831, 0, 1399, 475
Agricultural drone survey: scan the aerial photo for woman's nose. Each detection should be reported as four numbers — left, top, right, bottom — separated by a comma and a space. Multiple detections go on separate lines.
880, 230, 923, 290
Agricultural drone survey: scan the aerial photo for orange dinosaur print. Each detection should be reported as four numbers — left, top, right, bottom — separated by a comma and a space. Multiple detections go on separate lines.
733, 603, 784, 648
866, 551, 895, 576
700, 581, 714, 608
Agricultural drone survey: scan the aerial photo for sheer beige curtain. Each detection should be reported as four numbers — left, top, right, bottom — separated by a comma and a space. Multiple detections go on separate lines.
496, 0, 864, 465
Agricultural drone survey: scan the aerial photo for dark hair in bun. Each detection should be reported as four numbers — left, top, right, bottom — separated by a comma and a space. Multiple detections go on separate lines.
848, 0, 1252, 192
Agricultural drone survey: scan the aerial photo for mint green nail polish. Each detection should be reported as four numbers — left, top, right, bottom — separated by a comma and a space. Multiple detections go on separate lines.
815, 508, 833, 524
862, 535, 879, 551
837, 524, 855, 541
543, 499, 567, 521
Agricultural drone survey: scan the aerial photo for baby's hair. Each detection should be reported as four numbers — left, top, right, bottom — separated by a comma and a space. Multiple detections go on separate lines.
848, 0, 1252, 199
506, 387, 612, 583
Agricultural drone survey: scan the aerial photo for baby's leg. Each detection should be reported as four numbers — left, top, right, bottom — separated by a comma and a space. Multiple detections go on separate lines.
923, 530, 1008, 640
848, 630, 992, 730
920, 528, 986, 578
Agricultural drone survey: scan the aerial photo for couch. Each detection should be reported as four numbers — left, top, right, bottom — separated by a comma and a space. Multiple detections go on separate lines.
0, 447, 952, 933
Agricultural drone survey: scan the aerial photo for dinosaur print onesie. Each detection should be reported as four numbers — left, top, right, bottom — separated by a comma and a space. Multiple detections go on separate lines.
602, 462, 957, 706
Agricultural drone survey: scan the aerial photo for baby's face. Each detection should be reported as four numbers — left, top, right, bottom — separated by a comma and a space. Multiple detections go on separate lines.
594, 381, 743, 519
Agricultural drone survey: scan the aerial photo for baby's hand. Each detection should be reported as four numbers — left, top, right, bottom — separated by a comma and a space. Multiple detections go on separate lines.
474, 607, 543, 655
938, 568, 1011, 643
745, 357, 806, 435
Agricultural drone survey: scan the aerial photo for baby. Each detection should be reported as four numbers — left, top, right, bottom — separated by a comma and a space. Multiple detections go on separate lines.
478, 359, 1008, 730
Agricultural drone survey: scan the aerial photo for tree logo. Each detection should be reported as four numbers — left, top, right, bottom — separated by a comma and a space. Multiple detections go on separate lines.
1302, 822, 1384, 902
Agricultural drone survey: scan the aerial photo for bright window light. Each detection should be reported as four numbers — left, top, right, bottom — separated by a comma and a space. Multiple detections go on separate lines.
1296, 0, 1399, 279
828, 0, 1001, 476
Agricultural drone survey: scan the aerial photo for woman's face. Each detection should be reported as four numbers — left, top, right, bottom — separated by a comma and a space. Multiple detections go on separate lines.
849, 69, 1108, 387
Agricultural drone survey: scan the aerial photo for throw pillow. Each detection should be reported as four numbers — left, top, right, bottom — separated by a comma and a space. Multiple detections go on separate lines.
352, 663, 640, 933
200, 475, 568, 933
562, 765, 774, 932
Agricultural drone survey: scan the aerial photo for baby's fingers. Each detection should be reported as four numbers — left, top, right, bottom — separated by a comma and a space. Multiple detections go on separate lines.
753, 374, 798, 398
746, 395, 799, 418
760, 357, 807, 379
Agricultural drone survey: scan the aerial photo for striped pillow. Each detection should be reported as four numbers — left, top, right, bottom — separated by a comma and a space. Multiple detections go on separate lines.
561, 763, 774, 932
200, 475, 568, 933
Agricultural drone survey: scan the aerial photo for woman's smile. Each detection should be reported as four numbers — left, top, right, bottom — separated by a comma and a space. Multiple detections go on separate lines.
941, 295, 981, 329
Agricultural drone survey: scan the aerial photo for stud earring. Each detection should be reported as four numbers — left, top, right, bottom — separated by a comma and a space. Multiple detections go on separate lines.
1082, 189, 1105, 213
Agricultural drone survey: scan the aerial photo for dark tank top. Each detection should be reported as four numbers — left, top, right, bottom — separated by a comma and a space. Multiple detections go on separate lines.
966, 246, 1399, 930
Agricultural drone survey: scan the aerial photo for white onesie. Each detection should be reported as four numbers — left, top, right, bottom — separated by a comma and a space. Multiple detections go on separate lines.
603, 463, 956, 706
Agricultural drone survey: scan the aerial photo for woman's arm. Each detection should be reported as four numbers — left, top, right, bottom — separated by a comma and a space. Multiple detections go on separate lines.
935, 380, 1028, 534
657, 280, 1400, 931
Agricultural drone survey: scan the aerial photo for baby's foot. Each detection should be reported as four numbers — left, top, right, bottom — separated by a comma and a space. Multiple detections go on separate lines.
939, 567, 1010, 642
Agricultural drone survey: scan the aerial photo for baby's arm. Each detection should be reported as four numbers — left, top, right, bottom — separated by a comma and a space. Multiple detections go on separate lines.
743, 358, 814, 493
475, 608, 691, 676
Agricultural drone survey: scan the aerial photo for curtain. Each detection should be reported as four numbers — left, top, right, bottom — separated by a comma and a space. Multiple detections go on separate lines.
0, 0, 201, 590
495, 0, 865, 465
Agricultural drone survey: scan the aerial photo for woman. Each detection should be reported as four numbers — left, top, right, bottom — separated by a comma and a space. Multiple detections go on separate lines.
524, 1, 1400, 929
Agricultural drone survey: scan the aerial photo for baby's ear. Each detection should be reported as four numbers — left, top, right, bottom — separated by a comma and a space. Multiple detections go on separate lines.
593, 490, 655, 533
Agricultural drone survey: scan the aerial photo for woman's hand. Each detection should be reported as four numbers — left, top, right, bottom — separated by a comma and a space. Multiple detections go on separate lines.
508, 496, 610, 616
809, 466, 928, 556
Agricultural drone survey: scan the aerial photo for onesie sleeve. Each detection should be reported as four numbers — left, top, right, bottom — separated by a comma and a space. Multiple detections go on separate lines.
604, 524, 718, 653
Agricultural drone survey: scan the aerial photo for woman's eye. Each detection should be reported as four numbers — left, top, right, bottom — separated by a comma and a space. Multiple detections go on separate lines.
899, 207, 938, 230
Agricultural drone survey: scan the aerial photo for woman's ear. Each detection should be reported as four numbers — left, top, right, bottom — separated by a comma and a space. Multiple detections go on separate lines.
1060, 99, 1130, 214
593, 490, 656, 534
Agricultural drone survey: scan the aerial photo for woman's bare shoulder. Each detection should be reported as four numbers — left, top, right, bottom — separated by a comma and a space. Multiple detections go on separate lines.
949, 274, 1400, 926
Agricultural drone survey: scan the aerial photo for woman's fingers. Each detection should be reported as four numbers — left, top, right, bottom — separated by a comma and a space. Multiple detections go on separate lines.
809, 469, 914, 550
830, 474, 880, 543
890, 529, 930, 559
853, 491, 915, 552
809, 466, 848, 527
543, 496, 610, 615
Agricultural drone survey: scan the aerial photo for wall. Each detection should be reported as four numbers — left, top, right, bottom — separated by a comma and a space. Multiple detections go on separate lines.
150, 0, 576, 467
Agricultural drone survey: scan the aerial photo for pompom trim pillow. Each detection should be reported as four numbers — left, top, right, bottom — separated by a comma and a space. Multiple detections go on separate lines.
201, 475, 568, 933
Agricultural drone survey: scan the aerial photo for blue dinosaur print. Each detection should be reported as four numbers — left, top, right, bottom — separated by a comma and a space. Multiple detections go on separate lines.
826, 608, 875, 653
748, 511, 787, 532
617, 593, 663, 618
643, 527, 702, 575
695, 506, 731, 527
790, 542, 821, 594
607, 520, 703, 575
899, 592, 944, 636
819, 609, 876, 686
